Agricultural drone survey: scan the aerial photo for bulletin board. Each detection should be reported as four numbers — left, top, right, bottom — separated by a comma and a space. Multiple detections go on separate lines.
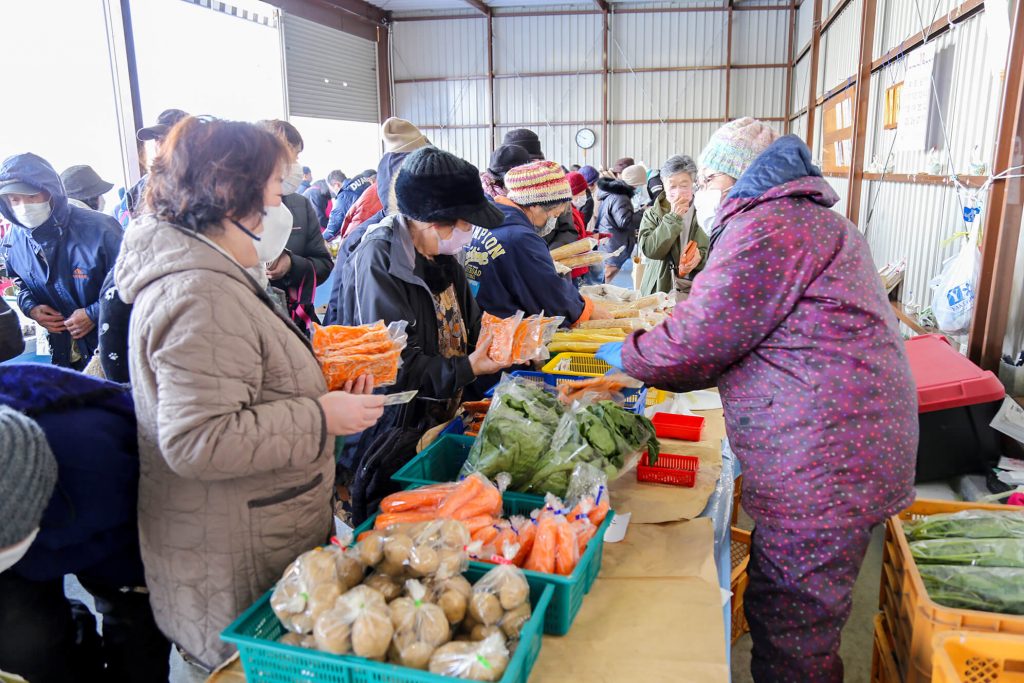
822, 87, 855, 173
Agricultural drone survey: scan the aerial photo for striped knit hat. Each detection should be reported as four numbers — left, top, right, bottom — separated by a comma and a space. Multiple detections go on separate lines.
504, 161, 571, 205
0, 405, 58, 547
698, 117, 780, 180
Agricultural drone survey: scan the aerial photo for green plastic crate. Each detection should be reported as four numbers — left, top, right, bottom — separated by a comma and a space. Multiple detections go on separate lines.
221, 565, 553, 683
354, 493, 614, 637
391, 435, 475, 488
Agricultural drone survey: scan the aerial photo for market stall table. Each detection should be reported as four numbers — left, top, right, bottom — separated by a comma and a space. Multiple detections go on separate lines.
206, 406, 737, 683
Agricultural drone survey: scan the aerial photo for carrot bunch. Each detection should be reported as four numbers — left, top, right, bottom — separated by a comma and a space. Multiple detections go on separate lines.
374, 474, 503, 530
476, 493, 610, 577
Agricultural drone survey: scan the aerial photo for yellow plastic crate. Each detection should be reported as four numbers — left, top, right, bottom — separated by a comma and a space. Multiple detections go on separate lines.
542, 352, 611, 377
932, 632, 1024, 683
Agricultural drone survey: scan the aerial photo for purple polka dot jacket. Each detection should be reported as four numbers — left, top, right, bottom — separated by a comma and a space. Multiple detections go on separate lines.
622, 136, 918, 529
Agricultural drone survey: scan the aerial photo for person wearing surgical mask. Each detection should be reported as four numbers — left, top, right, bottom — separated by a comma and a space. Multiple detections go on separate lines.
257, 120, 335, 335
598, 118, 918, 682
0, 153, 123, 370
595, 163, 645, 283
464, 160, 611, 350
113, 116, 386, 670
636, 154, 708, 296
339, 147, 513, 515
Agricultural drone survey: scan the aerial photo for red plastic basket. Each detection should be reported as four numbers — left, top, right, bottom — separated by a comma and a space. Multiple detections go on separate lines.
651, 412, 706, 441
636, 452, 699, 487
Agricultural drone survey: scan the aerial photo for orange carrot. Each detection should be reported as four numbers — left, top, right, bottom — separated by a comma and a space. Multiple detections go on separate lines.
554, 517, 579, 576
380, 483, 454, 513
472, 524, 501, 546
357, 530, 373, 542
374, 510, 439, 529
524, 516, 556, 574
437, 475, 482, 518
573, 519, 597, 554
588, 496, 610, 526
455, 515, 494, 535
511, 520, 536, 567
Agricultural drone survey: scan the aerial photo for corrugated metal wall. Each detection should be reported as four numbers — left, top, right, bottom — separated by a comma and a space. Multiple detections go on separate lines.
792, 0, 1010, 326
391, 2, 791, 171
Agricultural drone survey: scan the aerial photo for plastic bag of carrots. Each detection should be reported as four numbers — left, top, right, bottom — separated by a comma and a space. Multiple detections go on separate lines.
374, 474, 503, 530
481, 312, 564, 365
312, 321, 409, 389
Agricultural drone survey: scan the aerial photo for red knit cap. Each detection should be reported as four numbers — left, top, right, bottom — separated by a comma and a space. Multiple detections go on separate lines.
566, 171, 588, 197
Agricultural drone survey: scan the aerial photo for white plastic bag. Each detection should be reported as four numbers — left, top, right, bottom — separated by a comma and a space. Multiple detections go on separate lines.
930, 227, 980, 335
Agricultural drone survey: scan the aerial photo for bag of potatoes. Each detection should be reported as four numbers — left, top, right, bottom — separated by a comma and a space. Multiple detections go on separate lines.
387, 580, 452, 669
313, 584, 394, 659
429, 632, 510, 681
271, 545, 366, 634
465, 553, 532, 641
368, 520, 471, 581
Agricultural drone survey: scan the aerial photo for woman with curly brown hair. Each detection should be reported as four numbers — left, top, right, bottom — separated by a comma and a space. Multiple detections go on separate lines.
113, 116, 385, 669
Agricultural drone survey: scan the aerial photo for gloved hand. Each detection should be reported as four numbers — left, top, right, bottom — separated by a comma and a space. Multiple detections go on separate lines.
596, 341, 624, 370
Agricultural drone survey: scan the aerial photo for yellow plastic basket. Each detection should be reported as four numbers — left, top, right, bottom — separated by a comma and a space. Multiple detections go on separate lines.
542, 352, 610, 377
932, 632, 1024, 683
542, 352, 670, 408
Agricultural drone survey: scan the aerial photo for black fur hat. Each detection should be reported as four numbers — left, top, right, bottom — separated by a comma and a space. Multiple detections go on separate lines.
396, 147, 504, 228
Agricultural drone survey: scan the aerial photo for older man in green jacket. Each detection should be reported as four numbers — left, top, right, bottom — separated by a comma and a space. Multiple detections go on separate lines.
637, 155, 709, 296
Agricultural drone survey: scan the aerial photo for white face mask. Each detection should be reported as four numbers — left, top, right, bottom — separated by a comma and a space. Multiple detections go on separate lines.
256, 203, 294, 264
571, 195, 587, 209
281, 162, 304, 195
0, 528, 39, 573
435, 226, 474, 256
537, 215, 557, 237
13, 201, 52, 229
693, 189, 722, 231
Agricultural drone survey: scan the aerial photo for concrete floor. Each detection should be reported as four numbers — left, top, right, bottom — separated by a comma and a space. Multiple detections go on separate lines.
728, 511, 886, 683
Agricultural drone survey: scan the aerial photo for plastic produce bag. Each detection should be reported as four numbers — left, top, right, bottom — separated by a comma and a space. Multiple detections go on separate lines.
930, 230, 980, 334
271, 545, 366, 634
313, 584, 394, 657
461, 375, 565, 488
903, 510, 1024, 541
428, 633, 510, 681
469, 550, 531, 630
480, 311, 524, 364
919, 564, 1024, 614
370, 520, 472, 580
910, 538, 1024, 568
388, 580, 452, 669
312, 320, 408, 389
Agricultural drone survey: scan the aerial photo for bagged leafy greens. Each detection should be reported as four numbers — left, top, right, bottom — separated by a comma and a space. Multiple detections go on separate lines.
919, 564, 1024, 614
903, 510, 1024, 541
910, 538, 1024, 568
460, 375, 658, 498
460, 376, 565, 491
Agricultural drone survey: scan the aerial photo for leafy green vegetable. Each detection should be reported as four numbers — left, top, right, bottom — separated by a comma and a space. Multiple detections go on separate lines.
910, 538, 1024, 568
904, 511, 1024, 541
460, 377, 657, 497
919, 565, 1024, 614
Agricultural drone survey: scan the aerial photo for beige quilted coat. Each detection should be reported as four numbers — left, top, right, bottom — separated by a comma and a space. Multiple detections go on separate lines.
115, 216, 334, 668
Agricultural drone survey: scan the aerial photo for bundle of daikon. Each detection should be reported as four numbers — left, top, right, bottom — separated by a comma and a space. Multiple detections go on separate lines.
549, 239, 623, 272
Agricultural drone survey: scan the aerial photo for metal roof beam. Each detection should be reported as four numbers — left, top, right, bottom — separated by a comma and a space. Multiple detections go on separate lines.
463, 0, 491, 16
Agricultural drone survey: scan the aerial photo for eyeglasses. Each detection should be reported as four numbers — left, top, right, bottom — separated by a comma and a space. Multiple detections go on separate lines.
696, 172, 723, 191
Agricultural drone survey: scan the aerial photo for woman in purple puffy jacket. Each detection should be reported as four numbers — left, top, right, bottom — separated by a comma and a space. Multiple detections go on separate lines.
601, 118, 918, 682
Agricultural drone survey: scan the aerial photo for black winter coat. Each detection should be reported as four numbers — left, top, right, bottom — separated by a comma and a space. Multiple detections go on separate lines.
596, 178, 642, 268
0, 297, 24, 362
272, 193, 335, 330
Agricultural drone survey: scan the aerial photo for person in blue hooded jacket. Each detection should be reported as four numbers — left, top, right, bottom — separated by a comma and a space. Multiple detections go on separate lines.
0, 153, 123, 370
0, 365, 170, 682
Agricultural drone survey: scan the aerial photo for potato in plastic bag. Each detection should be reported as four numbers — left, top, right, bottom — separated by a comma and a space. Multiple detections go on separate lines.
314, 585, 393, 658
388, 580, 452, 669
376, 520, 471, 581
271, 545, 355, 634
428, 633, 509, 681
